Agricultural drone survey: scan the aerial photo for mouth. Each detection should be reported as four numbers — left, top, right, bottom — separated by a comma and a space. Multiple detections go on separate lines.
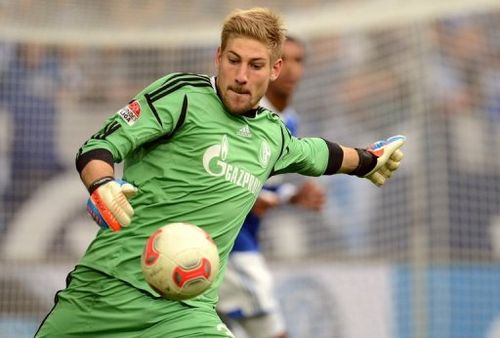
229, 87, 250, 96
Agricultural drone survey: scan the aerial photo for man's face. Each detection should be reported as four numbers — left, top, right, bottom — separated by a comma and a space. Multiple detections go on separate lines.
267, 40, 305, 98
216, 37, 282, 115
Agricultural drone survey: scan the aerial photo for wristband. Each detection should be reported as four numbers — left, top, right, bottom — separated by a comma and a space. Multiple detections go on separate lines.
88, 176, 115, 194
350, 148, 377, 177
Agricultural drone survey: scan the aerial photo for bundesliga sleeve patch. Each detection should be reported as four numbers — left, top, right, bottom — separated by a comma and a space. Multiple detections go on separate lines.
117, 100, 141, 126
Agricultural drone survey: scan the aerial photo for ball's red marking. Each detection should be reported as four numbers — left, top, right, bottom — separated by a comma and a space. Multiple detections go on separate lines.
144, 229, 162, 266
173, 258, 211, 287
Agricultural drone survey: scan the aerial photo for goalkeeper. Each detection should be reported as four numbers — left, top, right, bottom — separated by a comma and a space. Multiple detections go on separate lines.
36, 7, 405, 338
217, 35, 326, 338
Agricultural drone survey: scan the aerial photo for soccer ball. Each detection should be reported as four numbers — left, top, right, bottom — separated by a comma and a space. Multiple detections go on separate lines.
141, 222, 220, 301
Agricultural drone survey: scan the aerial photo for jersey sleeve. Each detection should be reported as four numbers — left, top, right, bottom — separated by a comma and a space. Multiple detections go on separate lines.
77, 74, 185, 162
272, 123, 330, 177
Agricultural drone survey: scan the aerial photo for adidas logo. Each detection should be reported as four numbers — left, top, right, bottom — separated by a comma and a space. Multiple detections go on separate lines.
237, 125, 252, 137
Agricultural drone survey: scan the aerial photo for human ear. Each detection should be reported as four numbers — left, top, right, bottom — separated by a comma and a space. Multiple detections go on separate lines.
270, 58, 282, 81
215, 47, 222, 70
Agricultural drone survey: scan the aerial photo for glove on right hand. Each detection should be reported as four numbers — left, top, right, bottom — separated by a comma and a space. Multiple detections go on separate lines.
86, 177, 138, 231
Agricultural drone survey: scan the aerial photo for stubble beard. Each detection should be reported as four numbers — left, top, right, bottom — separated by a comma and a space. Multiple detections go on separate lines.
223, 89, 255, 115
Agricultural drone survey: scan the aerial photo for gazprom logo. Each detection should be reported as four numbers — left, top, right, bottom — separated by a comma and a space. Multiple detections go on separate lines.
202, 135, 263, 195
203, 135, 229, 177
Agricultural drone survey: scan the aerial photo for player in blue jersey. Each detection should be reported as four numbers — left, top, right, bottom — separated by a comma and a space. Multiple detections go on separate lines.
217, 36, 326, 338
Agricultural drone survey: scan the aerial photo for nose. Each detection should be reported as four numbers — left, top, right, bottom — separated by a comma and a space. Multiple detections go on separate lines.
235, 64, 248, 84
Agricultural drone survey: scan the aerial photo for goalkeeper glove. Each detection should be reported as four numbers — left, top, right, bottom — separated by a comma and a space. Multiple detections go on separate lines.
86, 176, 138, 231
353, 135, 406, 187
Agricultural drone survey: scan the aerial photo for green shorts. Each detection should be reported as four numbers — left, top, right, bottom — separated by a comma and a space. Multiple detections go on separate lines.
36, 265, 234, 338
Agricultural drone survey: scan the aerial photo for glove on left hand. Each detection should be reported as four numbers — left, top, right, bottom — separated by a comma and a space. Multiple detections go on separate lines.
364, 135, 406, 187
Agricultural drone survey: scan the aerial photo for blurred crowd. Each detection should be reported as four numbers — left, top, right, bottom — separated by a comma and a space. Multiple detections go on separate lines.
0, 9, 499, 262
295, 10, 500, 260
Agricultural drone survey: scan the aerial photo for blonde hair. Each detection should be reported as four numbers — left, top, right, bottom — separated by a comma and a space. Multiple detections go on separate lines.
221, 7, 286, 62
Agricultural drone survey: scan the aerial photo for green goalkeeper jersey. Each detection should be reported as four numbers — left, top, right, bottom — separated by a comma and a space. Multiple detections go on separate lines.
77, 72, 330, 309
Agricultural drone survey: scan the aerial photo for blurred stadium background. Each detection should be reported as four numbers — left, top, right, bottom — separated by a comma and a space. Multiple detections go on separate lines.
1, 0, 500, 337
